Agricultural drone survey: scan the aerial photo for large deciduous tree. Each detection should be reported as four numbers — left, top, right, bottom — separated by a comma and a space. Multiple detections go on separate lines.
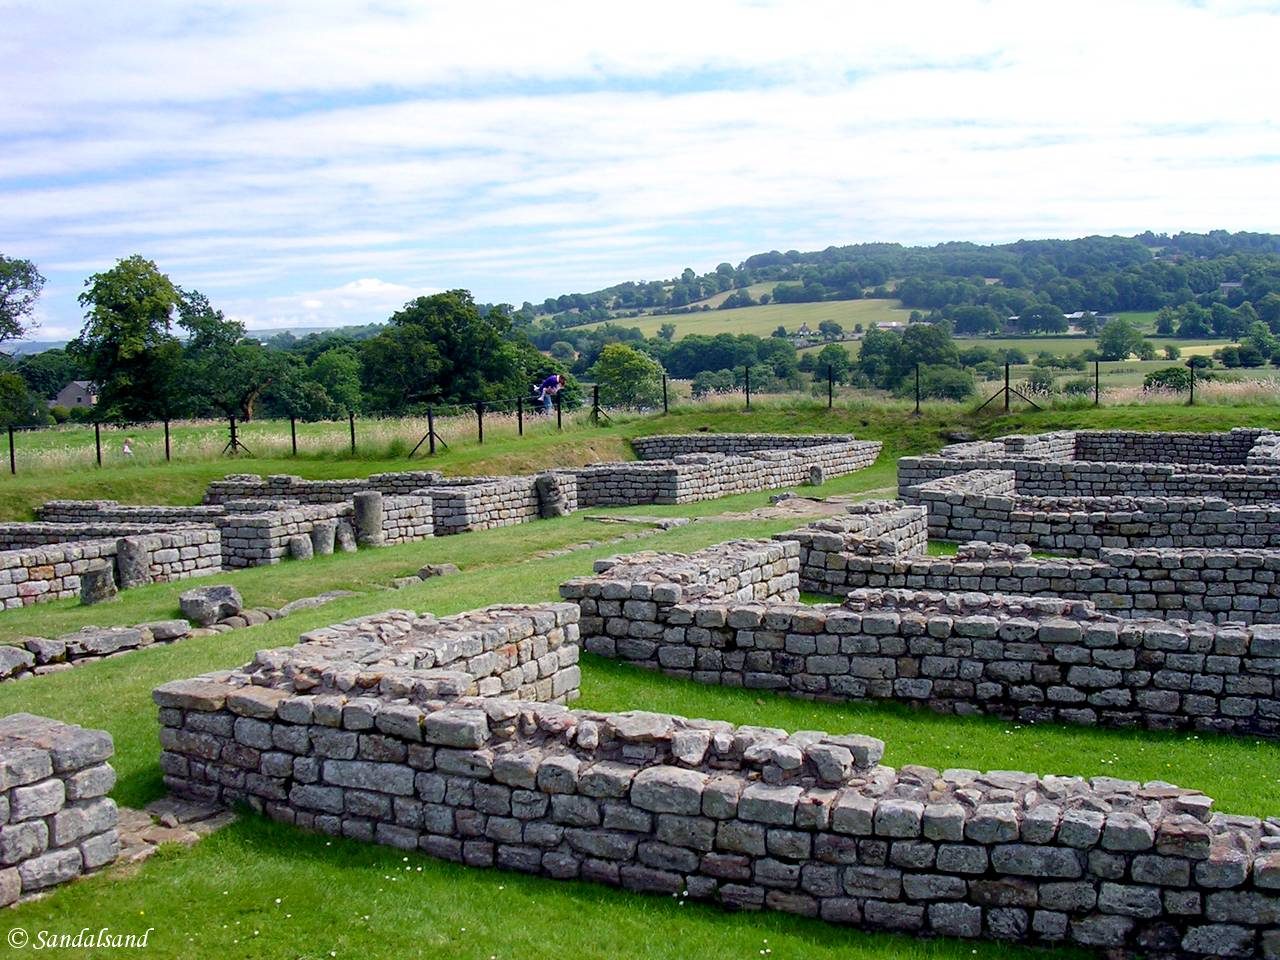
70, 255, 183, 421
0, 255, 45, 349
588, 343, 665, 408
178, 290, 281, 421
360, 290, 527, 412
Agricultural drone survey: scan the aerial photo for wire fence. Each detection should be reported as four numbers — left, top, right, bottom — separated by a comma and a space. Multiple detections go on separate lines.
3, 361, 1276, 476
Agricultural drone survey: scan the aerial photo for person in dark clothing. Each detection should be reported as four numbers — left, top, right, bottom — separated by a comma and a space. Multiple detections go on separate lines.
534, 373, 565, 413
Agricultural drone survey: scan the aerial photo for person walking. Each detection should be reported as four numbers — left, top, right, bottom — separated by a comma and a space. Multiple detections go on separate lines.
534, 373, 565, 414
122, 436, 135, 459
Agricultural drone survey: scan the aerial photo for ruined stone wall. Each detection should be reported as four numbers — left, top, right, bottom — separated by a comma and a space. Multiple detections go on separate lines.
574, 441, 881, 508
0, 529, 221, 608
424, 475, 578, 535
630, 434, 859, 459
1073, 429, 1268, 465
0, 714, 118, 905
380, 495, 435, 544
779, 504, 928, 594
217, 505, 353, 568
905, 471, 1280, 556
37, 500, 230, 525
569, 561, 1280, 738
203, 471, 447, 505
807, 539, 1280, 625
155, 604, 1280, 958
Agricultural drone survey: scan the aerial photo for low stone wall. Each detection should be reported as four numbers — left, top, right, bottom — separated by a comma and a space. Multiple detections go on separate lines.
905, 470, 1280, 556
425, 475, 578, 535
381, 495, 435, 544
779, 503, 928, 594
1074, 429, 1269, 465
575, 441, 881, 508
203, 471, 449, 505
899, 430, 1280, 506
1, 619, 193, 680
631, 433, 859, 459
814, 539, 1280, 625
155, 604, 1280, 958
0, 714, 118, 905
567, 544, 1280, 738
0, 529, 221, 608
37, 500, 230, 525
562, 540, 800, 656
217, 505, 353, 568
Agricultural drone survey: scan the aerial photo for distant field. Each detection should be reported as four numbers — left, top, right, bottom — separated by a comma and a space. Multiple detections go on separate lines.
800, 331, 1230, 360
583, 298, 913, 339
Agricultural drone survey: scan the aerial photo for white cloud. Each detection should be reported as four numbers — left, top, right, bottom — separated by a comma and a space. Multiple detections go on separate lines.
3, 0, 1280, 339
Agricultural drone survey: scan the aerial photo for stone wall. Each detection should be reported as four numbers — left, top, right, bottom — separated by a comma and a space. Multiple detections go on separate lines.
37, 500, 230, 525
811, 539, 1280, 625
904, 470, 1280, 556
630, 434, 860, 459
426, 475, 579, 535
779, 503, 929, 594
0, 529, 221, 608
567, 546, 1280, 738
574, 441, 881, 508
217, 505, 353, 568
154, 604, 1280, 958
899, 429, 1280, 505
380, 495, 435, 544
0, 714, 118, 905
202, 471, 447, 506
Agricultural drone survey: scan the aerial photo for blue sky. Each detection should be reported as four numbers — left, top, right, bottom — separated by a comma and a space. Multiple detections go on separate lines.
3, 0, 1279, 340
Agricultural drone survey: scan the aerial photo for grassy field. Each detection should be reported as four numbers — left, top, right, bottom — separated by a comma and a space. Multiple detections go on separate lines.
583, 298, 914, 339
3, 402, 1279, 959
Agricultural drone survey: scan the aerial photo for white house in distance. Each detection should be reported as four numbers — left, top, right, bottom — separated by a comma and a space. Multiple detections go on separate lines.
50, 380, 97, 409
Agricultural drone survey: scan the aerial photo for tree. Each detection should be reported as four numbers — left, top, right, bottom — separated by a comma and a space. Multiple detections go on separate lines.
1163, 344, 1181, 360
691, 368, 735, 398
1144, 366, 1193, 391
658, 323, 677, 341
1096, 317, 1147, 361
179, 290, 281, 420
814, 344, 852, 383
70, 255, 183, 421
15, 349, 86, 399
1021, 305, 1068, 333
360, 290, 526, 413
0, 255, 45, 348
309, 347, 363, 414
817, 320, 844, 339
949, 305, 1000, 335
588, 343, 664, 408
771, 325, 788, 339
549, 341, 576, 363
893, 364, 974, 401
1176, 304, 1213, 338
0, 372, 47, 427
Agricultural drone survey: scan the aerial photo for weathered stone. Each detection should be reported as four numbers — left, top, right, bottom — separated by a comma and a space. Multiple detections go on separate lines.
79, 560, 117, 605
179, 584, 244, 626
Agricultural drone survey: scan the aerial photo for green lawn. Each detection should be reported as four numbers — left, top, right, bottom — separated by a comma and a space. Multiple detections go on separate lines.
3, 403, 1280, 958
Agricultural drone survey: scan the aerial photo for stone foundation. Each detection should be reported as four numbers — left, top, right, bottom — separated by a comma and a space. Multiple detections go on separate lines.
905, 470, 1280, 557
563, 539, 1280, 739
780, 503, 929, 593
0, 714, 118, 905
155, 603, 1280, 958
808, 539, 1280, 625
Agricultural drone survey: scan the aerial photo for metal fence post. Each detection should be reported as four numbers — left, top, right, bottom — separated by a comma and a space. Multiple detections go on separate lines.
744, 365, 751, 409
7, 426, 14, 475
591, 384, 601, 425
517, 397, 524, 436
289, 415, 297, 456
164, 419, 171, 461
475, 401, 485, 443
914, 362, 921, 416
1094, 360, 1101, 406
1188, 360, 1196, 406
94, 422, 102, 467
827, 365, 834, 409
555, 392, 562, 430
1004, 363, 1011, 413
427, 407, 437, 455
348, 410, 356, 454
662, 375, 669, 414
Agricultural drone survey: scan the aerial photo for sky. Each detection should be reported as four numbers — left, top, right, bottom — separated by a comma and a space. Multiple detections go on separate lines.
3, 0, 1279, 341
